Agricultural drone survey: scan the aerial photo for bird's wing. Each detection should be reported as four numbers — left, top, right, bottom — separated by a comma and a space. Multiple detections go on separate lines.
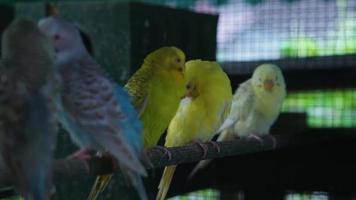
61, 61, 146, 176
124, 66, 152, 116
217, 79, 254, 133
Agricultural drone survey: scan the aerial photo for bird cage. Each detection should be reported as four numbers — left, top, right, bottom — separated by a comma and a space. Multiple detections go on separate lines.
0, 0, 355, 200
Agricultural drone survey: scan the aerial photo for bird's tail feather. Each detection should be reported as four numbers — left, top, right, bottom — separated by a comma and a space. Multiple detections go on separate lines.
216, 117, 236, 134
156, 166, 177, 200
87, 174, 112, 200
189, 129, 234, 179
128, 172, 148, 200
187, 159, 212, 180
94, 132, 147, 177
217, 129, 235, 142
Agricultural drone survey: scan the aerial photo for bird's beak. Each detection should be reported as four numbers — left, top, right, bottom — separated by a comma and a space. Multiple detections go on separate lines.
178, 66, 184, 74
263, 79, 274, 92
186, 87, 193, 97
185, 85, 198, 98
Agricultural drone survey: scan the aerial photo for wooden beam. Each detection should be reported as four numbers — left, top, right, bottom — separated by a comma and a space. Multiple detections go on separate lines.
221, 54, 356, 91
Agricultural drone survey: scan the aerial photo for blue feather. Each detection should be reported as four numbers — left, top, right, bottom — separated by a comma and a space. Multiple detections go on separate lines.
113, 83, 143, 155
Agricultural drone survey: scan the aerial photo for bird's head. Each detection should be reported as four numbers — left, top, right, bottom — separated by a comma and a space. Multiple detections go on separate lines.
185, 78, 199, 99
184, 60, 231, 100
1, 19, 55, 90
252, 64, 286, 96
38, 17, 88, 65
144, 46, 185, 81
2, 19, 55, 63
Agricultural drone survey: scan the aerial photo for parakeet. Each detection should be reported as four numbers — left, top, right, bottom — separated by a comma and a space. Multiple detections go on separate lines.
90, 46, 185, 200
189, 64, 286, 177
218, 63, 286, 140
124, 46, 186, 148
38, 17, 148, 200
156, 60, 232, 200
0, 19, 57, 200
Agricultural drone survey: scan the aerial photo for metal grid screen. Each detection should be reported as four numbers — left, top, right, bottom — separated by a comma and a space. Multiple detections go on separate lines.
134, 0, 356, 61
133, 0, 356, 199
133, 0, 356, 131
283, 89, 356, 128
1, 0, 355, 200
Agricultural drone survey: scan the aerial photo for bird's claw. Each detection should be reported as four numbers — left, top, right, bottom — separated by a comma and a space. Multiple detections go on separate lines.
142, 150, 154, 168
194, 141, 208, 158
207, 141, 221, 153
152, 146, 172, 161
66, 148, 91, 173
266, 134, 277, 148
67, 148, 91, 160
248, 134, 264, 146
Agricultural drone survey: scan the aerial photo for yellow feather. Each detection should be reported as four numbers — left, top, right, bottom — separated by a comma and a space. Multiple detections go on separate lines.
125, 46, 186, 148
189, 64, 286, 178
156, 166, 176, 200
88, 47, 185, 200
87, 175, 112, 200
156, 60, 232, 200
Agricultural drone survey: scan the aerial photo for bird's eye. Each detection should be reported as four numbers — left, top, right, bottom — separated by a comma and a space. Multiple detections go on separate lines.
53, 34, 60, 40
186, 84, 191, 89
178, 68, 183, 72
176, 58, 181, 63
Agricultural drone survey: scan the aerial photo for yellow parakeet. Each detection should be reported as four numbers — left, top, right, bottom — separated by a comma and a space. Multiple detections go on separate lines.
189, 64, 286, 177
125, 46, 186, 148
156, 60, 232, 200
88, 47, 186, 200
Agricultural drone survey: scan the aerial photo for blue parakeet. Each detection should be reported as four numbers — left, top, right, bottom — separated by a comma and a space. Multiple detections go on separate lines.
38, 17, 148, 200
0, 19, 57, 200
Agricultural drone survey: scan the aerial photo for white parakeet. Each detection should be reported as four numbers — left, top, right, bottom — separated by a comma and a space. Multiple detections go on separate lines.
217, 63, 286, 140
189, 63, 286, 177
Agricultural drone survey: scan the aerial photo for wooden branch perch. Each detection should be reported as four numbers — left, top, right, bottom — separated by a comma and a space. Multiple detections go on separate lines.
1, 129, 356, 198
0, 134, 285, 189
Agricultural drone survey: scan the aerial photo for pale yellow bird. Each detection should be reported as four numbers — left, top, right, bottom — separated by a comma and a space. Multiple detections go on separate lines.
189, 64, 286, 177
156, 60, 232, 200
217, 63, 286, 140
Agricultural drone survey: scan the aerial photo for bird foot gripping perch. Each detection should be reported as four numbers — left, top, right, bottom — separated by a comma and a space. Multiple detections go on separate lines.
192, 141, 209, 158
152, 146, 172, 161
266, 135, 277, 148
247, 134, 264, 145
66, 148, 91, 173
247, 134, 277, 149
207, 141, 221, 153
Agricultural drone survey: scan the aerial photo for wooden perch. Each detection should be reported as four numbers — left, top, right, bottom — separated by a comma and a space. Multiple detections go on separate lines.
0, 126, 356, 196
0, 134, 285, 189
1, 129, 356, 198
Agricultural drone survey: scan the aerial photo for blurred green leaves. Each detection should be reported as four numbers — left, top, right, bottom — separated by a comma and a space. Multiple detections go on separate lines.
280, 37, 319, 58
283, 89, 356, 128
168, 189, 220, 200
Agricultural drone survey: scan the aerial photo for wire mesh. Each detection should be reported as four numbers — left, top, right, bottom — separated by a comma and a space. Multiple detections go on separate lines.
1, 0, 355, 199
132, 0, 356, 132
283, 89, 356, 127
130, 0, 356, 199
132, 0, 356, 61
